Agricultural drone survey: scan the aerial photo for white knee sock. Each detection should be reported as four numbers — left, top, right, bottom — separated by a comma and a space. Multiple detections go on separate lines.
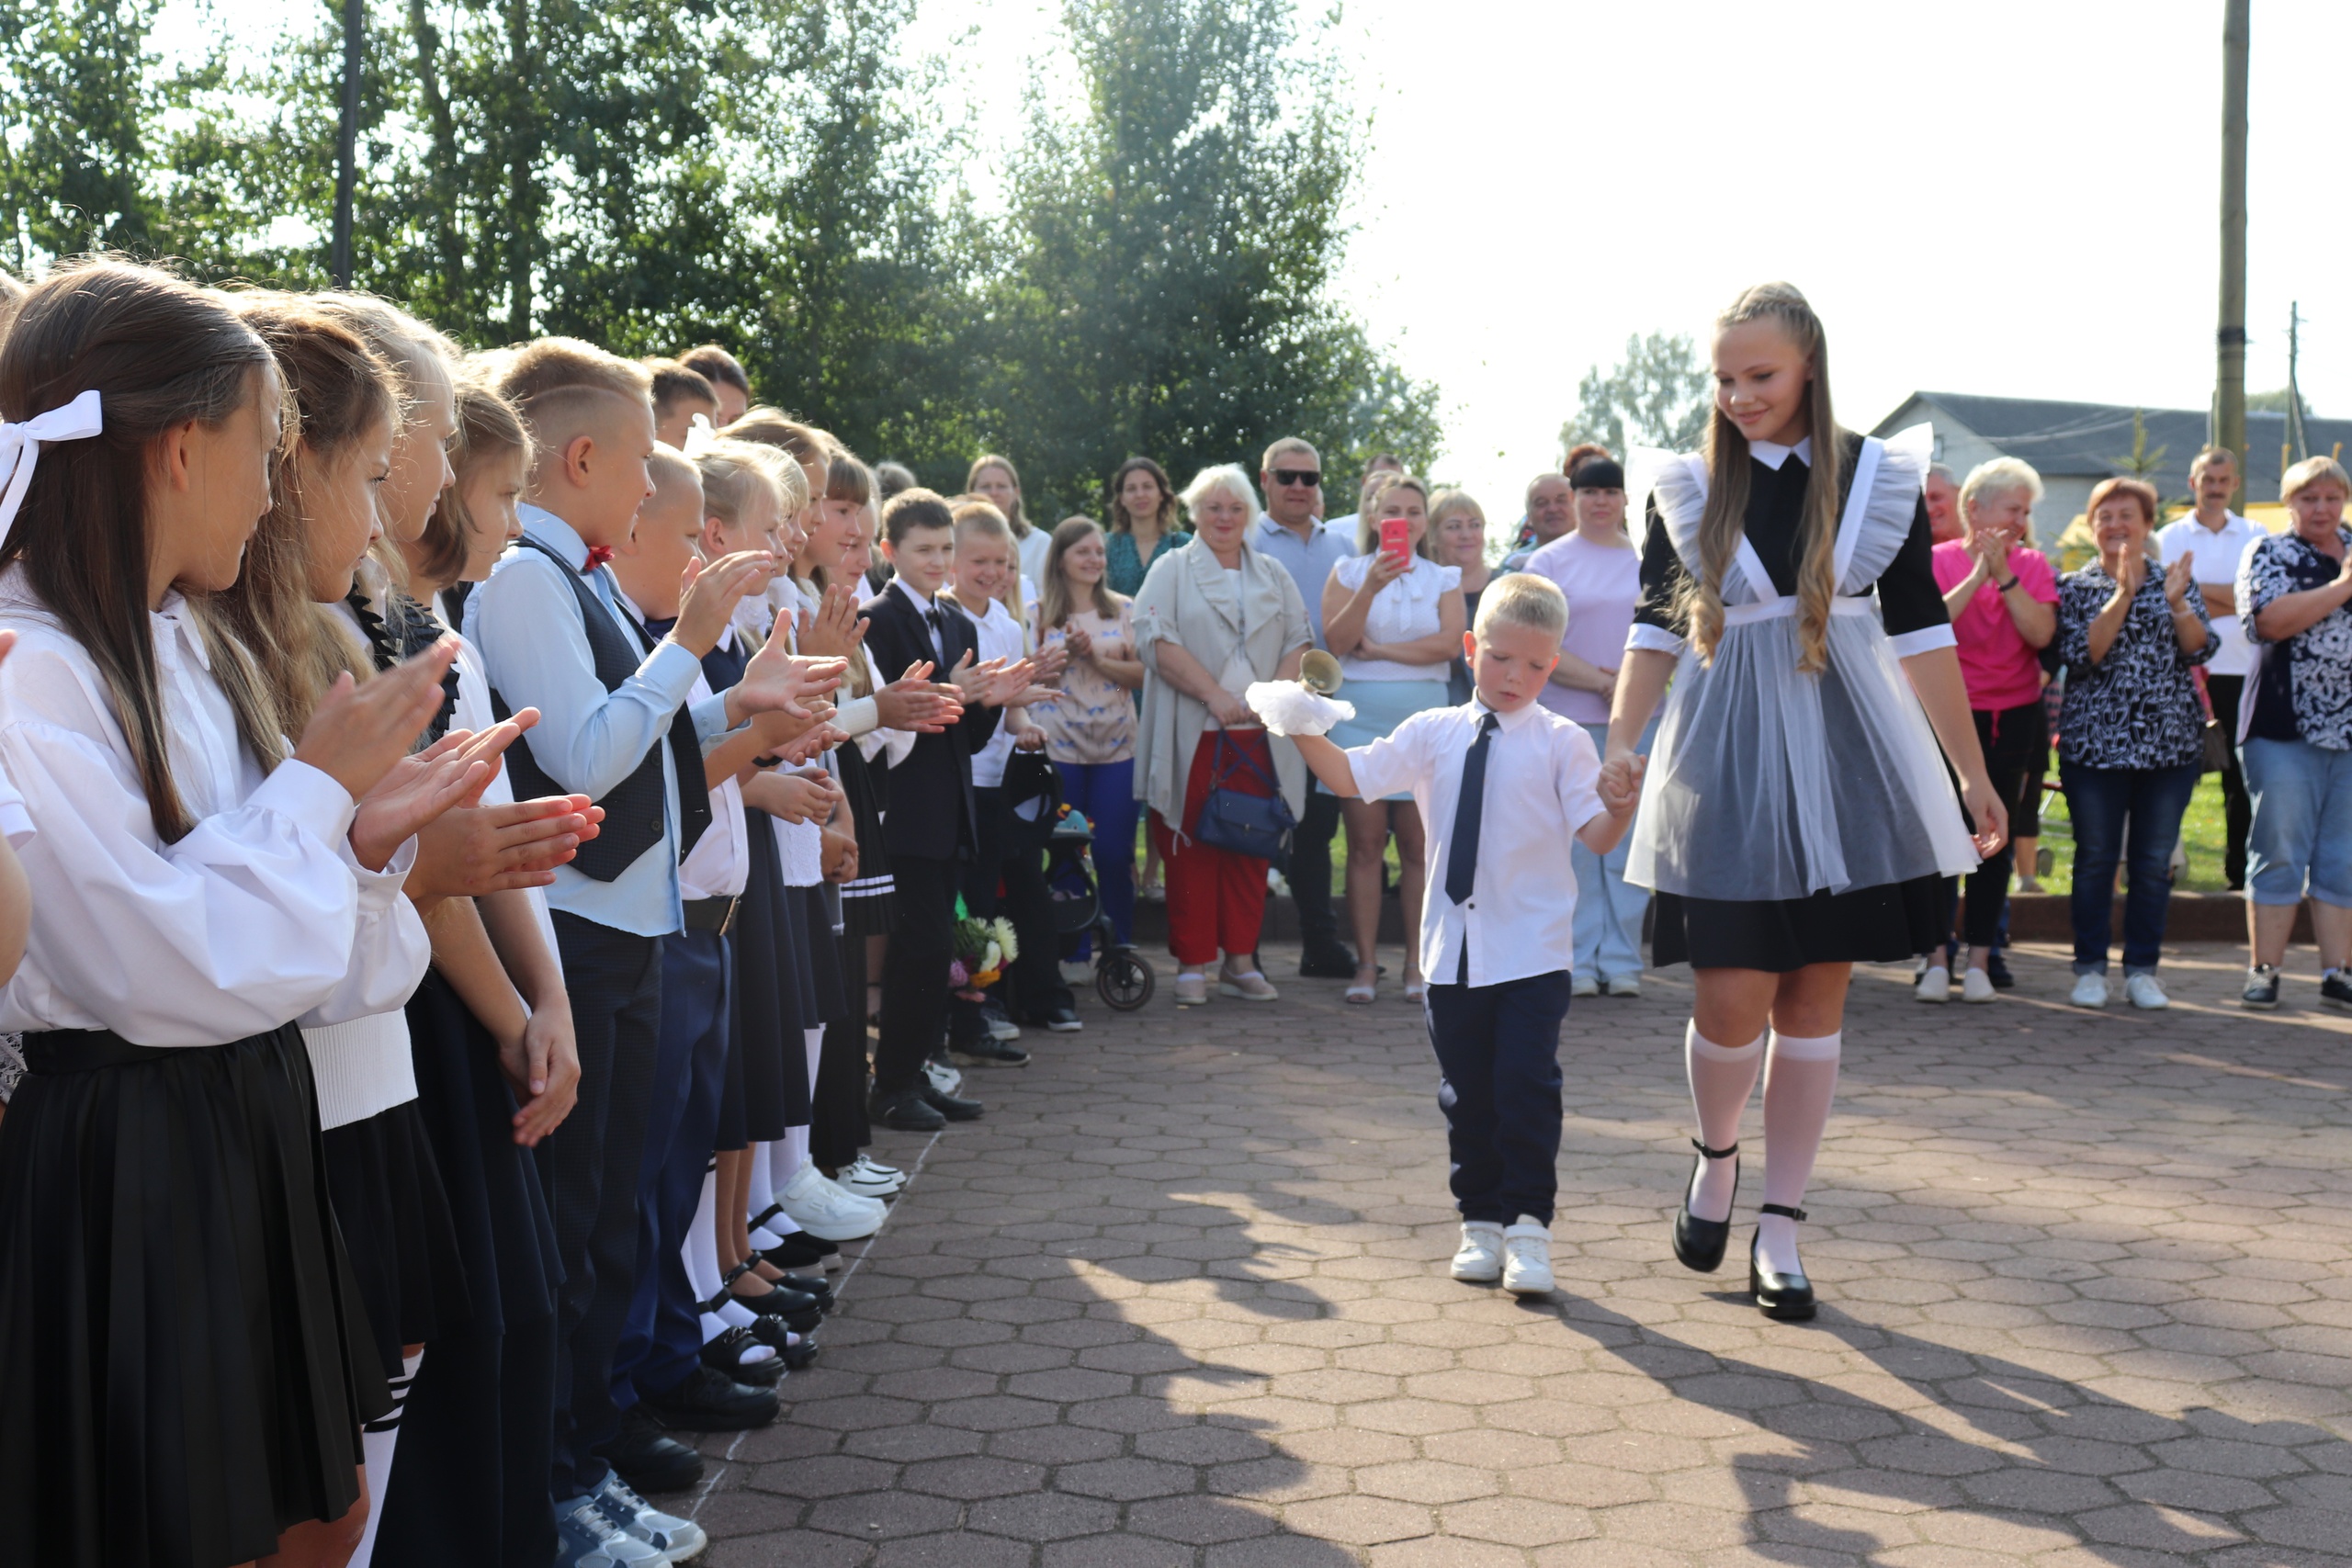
1684, 1021, 1764, 1224
351, 1347, 423, 1566
1758, 1030, 1841, 1276
747, 1141, 795, 1247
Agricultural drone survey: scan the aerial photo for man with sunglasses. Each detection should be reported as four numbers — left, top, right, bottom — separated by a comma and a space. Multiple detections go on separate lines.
1251, 436, 1363, 979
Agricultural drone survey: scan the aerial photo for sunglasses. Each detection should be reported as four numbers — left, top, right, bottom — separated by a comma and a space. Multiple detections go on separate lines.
1271, 468, 1321, 488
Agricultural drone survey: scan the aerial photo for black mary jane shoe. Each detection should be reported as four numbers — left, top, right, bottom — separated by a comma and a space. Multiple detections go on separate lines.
701, 1325, 786, 1386
1670, 1139, 1739, 1273
709, 1263, 824, 1335
744, 1314, 819, 1368
1749, 1203, 1817, 1322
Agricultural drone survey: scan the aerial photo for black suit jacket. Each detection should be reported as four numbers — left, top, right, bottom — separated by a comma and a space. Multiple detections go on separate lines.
859, 584, 1003, 861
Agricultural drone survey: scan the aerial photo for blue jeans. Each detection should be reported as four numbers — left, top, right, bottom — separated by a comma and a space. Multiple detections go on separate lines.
2059, 759, 2201, 975
1424, 970, 1574, 1225
2241, 737, 2352, 908
1573, 721, 1649, 981
1055, 758, 1138, 955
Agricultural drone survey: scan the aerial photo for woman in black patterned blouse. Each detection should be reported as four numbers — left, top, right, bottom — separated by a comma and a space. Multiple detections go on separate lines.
2054, 477, 2212, 1010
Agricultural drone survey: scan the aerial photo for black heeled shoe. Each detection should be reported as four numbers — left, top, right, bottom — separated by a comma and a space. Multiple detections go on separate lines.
1671, 1139, 1738, 1272
1749, 1203, 1816, 1321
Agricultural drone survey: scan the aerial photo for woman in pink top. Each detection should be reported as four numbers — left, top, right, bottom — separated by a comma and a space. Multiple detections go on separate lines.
1926, 457, 2058, 1003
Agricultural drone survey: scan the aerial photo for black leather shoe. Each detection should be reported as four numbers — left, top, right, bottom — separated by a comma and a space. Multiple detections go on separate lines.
746, 1314, 819, 1369
869, 1088, 946, 1132
642, 1365, 779, 1431
950, 1033, 1030, 1067
599, 1404, 705, 1493
701, 1325, 785, 1387
920, 1082, 984, 1121
1985, 949, 2016, 990
1297, 941, 1360, 979
761, 1233, 838, 1270
1670, 1139, 1738, 1273
759, 1268, 832, 1309
737, 1282, 824, 1333
1750, 1204, 1817, 1321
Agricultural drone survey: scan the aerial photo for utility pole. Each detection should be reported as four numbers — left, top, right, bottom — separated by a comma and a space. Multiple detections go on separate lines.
2215, 0, 2250, 503
331, 0, 364, 288
2287, 302, 2310, 464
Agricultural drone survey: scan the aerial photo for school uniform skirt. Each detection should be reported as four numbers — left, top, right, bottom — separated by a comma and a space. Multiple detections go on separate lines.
719, 809, 810, 1148
320, 1098, 471, 1381
838, 743, 896, 937
0, 1023, 390, 1568
1650, 875, 1946, 973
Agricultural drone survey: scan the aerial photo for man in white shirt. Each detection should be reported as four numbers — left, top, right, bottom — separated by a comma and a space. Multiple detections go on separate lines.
1263, 574, 1642, 1299
2155, 446, 2265, 888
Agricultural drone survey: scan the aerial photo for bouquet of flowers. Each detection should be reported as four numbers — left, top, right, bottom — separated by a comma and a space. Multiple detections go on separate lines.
948, 909, 1020, 999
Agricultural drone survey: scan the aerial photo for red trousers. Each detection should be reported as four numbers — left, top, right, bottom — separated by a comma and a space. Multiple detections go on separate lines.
1150, 729, 1276, 964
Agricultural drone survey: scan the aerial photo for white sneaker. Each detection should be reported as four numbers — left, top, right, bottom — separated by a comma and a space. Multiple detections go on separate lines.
555, 1498, 663, 1567
834, 1156, 904, 1199
1601, 974, 1642, 998
2125, 973, 2170, 1010
2071, 972, 2109, 1009
1450, 1221, 1504, 1282
1570, 974, 1600, 998
1961, 968, 1997, 1004
1914, 964, 1951, 1003
1502, 1216, 1555, 1296
922, 1058, 964, 1097
775, 1162, 887, 1242
592, 1472, 707, 1565
1062, 959, 1097, 986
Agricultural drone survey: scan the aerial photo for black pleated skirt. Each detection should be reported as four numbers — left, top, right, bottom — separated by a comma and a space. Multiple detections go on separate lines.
400, 971, 560, 1340
721, 810, 804, 1147
1651, 874, 1946, 973
0, 1024, 390, 1568
838, 744, 896, 937
320, 1096, 471, 1381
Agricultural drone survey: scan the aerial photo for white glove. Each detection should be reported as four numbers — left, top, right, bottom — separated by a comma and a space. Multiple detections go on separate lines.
1245, 681, 1355, 738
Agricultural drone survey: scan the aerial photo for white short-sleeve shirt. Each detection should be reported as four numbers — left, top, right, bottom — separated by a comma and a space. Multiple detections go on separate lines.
2155, 512, 2266, 676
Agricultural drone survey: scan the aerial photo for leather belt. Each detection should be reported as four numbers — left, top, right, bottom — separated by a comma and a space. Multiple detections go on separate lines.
684, 896, 741, 934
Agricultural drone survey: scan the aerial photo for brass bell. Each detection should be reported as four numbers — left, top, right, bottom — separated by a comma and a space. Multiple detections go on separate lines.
1298, 649, 1343, 696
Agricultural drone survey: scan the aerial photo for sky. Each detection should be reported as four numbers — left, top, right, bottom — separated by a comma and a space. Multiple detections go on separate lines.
911, 0, 2349, 512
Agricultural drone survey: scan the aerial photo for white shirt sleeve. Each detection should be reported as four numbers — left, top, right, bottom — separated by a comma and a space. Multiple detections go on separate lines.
1344, 712, 1432, 803
1555, 719, 1608, 835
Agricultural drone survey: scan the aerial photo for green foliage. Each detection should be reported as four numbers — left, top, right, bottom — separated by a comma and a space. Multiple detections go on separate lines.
2248, 387, 2313, 417
1561, 332, 1711, 458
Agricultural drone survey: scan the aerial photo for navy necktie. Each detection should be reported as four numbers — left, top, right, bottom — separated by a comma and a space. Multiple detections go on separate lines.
1445, 711, 1499, 907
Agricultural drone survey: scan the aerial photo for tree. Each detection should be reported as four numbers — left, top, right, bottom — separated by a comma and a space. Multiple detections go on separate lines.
0, 0, 167, 268
974, 0, 1441, 515
1560, 332, 1710, 459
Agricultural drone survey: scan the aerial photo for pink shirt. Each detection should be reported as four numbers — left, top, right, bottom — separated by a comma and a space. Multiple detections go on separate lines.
1931, 541, 2056, 712
1523, 531, 1641, 724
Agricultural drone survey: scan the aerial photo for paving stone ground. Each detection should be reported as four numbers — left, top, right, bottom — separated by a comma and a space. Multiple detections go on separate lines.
685, 940, 2352, 1566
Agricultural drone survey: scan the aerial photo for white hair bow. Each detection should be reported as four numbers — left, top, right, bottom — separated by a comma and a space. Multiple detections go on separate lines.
0, 389, 105, 552
681, 412, 718, 459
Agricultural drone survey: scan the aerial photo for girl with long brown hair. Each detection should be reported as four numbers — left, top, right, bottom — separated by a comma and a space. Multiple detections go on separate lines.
1606, 282, 2003, 1324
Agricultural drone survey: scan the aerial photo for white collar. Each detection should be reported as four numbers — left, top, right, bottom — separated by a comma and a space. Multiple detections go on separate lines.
1750, 435, 1813, 471
1471, 696, 1541, 733
2188, 509, 2249, 533
518, 503, 591, 568
889, 574, 940, 615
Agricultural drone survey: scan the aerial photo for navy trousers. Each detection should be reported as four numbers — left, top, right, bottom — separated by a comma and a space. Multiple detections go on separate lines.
1423, 969, 1574, 1225
613, 926, 732, 1408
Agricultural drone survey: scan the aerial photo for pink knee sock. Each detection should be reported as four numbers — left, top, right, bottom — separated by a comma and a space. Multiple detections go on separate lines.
1684, 1021, 1763, 1224
1758, 1030, 1841, 1276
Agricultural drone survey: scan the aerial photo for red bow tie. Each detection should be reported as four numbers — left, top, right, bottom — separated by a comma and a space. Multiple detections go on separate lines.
582, 545, 615, 572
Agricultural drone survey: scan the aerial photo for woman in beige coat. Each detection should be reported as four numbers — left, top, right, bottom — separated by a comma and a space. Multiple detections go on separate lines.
1133, 465, 1311, 1005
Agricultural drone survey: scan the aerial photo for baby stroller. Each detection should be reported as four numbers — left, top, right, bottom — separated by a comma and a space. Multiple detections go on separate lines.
1002, 752, 1154, 1011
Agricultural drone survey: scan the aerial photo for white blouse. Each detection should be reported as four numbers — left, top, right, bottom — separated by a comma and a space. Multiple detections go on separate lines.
0, 574, 430, 1047
1331, 556, 1463, 682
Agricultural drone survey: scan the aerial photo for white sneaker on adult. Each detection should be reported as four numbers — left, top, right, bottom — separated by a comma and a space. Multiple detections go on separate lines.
2125, 973, 2170, 1010
2070, 972, 2109, 1009
1502, 1216, 1555, 1296
775, 1163, 886, 1242
1960, 968, 1998, 1004
1601, 974, 1643, 998
834, 1156, 904, 1200
1570, 974, 1600, 998
1914, 964, 1951, 1003
592, 1472, 707, 1565
922, 1058, 964, 1098
1450, 1221, 1504, 1282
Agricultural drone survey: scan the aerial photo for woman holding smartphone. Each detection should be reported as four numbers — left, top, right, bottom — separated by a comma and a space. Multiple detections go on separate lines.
1321, 473, 1467, 1003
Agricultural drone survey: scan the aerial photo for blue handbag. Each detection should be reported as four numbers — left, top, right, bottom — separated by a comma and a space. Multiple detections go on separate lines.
1193, 732, 1295, 862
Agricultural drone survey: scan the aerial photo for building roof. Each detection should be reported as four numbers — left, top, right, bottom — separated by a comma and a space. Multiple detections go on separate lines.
1871, 391, 2352, 503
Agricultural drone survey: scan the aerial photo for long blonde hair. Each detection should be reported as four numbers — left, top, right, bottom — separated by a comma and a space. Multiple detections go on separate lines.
1686, 282, 1841, 674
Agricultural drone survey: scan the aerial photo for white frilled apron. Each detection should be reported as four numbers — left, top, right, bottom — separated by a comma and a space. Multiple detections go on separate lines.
1625, 425, 1980, 900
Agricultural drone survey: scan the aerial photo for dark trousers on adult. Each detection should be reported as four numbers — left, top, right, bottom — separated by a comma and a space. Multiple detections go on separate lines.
613, 923, 730, 1409
1952, 701, 2048, 947
1424, 967, 1575, 1226
876, 855, 957, 1097
1286, 789, 1346, 954
2060, 760, 2201, 976
811, 927, 872, 1172
539, 912, 663, 1504
2208, 673, 2251, 888
963, 784, 1075, 1024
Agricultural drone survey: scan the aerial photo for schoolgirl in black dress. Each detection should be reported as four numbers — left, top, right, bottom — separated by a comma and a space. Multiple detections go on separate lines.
1608, 283, 2006, 1321
0, 262, 492, 1568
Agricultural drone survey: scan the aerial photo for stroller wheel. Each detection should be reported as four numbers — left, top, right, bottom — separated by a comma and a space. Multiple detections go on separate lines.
1098, 948, 1156, 1010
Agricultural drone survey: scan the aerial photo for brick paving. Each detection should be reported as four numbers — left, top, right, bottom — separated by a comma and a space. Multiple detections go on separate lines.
686, 941, 2352, 1566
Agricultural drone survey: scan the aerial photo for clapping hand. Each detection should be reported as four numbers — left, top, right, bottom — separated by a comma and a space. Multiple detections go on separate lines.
2162, 552, 2196, 609
1598, 753, 1646, 818
293, 636, 466, 812
876, 660, 963, 732
1062, 626, 1093, 662
673, 550, 774, 658
797, 582, 868, 660
351, 716, 532, 874
736, 640, 847, 721
2113, 536, 2148, 597
771, 721, 848, 768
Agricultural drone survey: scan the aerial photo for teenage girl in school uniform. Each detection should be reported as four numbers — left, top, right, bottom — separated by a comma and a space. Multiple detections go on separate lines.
1608, 283, 2006, 1323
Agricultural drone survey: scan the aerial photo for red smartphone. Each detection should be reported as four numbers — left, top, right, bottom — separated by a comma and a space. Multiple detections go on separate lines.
1377, 516, 1410, 568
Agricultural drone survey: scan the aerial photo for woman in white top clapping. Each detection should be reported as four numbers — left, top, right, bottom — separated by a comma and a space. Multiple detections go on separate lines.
1321, 473, 1466, 1002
